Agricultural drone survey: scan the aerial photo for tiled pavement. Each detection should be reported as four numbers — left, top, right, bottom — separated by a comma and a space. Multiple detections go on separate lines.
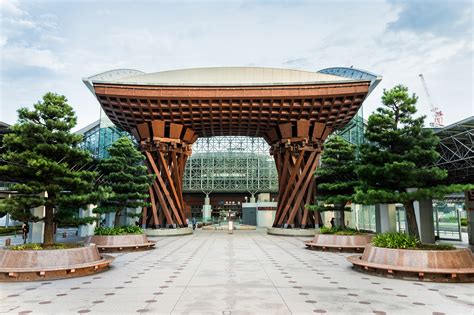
1, 229, 473, 314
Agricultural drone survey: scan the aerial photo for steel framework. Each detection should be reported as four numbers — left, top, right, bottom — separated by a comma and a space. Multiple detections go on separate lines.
435, 116, 474, 184
183, 137, 277, 193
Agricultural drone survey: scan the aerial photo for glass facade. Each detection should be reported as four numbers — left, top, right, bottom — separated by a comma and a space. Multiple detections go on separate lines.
78, 109, 131, 159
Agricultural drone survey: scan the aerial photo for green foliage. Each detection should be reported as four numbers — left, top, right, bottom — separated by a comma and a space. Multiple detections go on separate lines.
308, 135, 359, 228
373, 232, 455, 250
9, 243, 80, 250
0, 226, 21, 235
417, 243, 455, 250
94, 225, 143, 235
95, 137, 152, 227
313, 136, 358, 211
461, 218, 467, 226
354, 85, 474, 237
356, 85, 447, 203
319, 226, 368, 235
373, 232, 419, 249
0, 93, 99, 245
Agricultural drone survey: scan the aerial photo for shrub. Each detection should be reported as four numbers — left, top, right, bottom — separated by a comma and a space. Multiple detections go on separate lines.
373, 232, 419, 249
9, 243, 80, 250
0, 226, 21, 235
373, 232, 455, 250
461, 218, 467, 226
10, 243, 43, 250
94, 225, 143, 235
319, 226, 368, 235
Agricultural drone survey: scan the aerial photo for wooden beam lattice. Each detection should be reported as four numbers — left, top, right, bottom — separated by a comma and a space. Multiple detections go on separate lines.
269, 120, 333, 228
135, 121, 195, 228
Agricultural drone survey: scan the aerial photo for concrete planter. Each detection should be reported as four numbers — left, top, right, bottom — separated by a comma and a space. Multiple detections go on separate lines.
145, 227, 193, 236
347, 244, 474, 282
84, 234, 155, 252
267, 227, 316, 237
0, 244, 114, 282
305, 234, 373, 252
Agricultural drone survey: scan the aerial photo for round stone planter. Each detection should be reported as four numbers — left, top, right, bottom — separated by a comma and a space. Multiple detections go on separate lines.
0, 244, 114, 282
84, 234, 155, 252
202, 224, 256, 231
305, 234, 373, 252
267, 227, 316, 237
145, 227, 193, 237
347, 244, 474, 282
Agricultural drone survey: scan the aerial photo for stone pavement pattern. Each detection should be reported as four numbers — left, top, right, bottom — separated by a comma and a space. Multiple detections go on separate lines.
1, 229, 473, 314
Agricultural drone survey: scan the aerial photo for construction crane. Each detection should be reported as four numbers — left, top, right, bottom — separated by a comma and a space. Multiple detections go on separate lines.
418, 74, 444, 127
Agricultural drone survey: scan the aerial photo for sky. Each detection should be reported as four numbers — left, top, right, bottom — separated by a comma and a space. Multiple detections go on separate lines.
0, 0, 473, 131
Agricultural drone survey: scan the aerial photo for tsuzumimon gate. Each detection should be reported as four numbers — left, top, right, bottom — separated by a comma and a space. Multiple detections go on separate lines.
84, 67, 381, 229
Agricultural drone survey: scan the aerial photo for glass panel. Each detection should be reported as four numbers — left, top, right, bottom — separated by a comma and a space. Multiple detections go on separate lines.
433, 201, 462, 241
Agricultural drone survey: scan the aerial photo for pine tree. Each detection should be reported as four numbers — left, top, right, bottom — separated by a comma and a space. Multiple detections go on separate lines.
0, 93, 98, 246
307, 135, 358, 229
95, 137, 151, 227
355, 85, 470, 238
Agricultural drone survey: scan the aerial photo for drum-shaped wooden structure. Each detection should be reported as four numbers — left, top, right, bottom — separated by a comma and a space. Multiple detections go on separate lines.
84, 67, 381, 228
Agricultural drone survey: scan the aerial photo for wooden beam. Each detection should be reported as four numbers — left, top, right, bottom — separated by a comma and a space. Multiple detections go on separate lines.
277, 150, 317, 226
146, 151, 183, 226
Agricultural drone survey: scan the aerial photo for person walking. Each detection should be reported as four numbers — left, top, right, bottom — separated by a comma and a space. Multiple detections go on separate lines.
330, 217, 335, 229
21, 222, 29, 244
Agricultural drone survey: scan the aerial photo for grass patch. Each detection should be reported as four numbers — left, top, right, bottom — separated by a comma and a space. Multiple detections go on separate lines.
9, 243, 82, 250
0, 226, 21, 235
373, 232, 455, 250
319, 226, 371, 235
94, 225, 143, 235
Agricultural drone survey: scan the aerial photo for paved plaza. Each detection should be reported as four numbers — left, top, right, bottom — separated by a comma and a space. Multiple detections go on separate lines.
1, 229, 473, 314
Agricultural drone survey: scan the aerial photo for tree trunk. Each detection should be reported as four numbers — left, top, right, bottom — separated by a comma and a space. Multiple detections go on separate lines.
403, 201, 420, 239
114, 209, 122, 227
340, 209, 346, 229
43, 204, 55, 246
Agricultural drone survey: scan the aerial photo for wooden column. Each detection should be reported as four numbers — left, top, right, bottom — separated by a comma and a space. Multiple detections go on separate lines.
267, 120, 332, 228
133, 120, 196, 228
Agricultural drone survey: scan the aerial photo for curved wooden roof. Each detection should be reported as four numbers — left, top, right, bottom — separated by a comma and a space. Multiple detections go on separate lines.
84, 67, 375, 138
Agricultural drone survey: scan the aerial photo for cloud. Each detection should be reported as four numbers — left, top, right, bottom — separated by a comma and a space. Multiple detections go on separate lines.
2, 45, 64, 71
387, 0, 472, 38
0, 0, 26, 17
0, 0, 472, 130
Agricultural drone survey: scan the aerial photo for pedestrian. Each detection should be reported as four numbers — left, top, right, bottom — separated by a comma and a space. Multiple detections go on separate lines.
330, 218, 335, 229
21, 222, 29, 244
192, 217, 196, 230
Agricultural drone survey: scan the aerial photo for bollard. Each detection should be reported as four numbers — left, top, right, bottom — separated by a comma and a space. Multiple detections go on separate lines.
5, 238, 11, 246
228, 220, 233, 234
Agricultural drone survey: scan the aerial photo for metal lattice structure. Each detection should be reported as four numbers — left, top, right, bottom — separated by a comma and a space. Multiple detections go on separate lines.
183, 137, 277, 193
434, 116, 474, 184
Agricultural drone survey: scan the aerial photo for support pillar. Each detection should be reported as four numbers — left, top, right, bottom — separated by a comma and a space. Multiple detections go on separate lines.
414, 199, 435, 243
249, 195, 256, 203
465, 190, 474, 245
133, 120, 197, 229
78, 204, 97, 237
267, 120, 331, 228
202, 195, 212, 223
334, 211, 344, 228
29, 204, 45, 244
375, 204, 396, 233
